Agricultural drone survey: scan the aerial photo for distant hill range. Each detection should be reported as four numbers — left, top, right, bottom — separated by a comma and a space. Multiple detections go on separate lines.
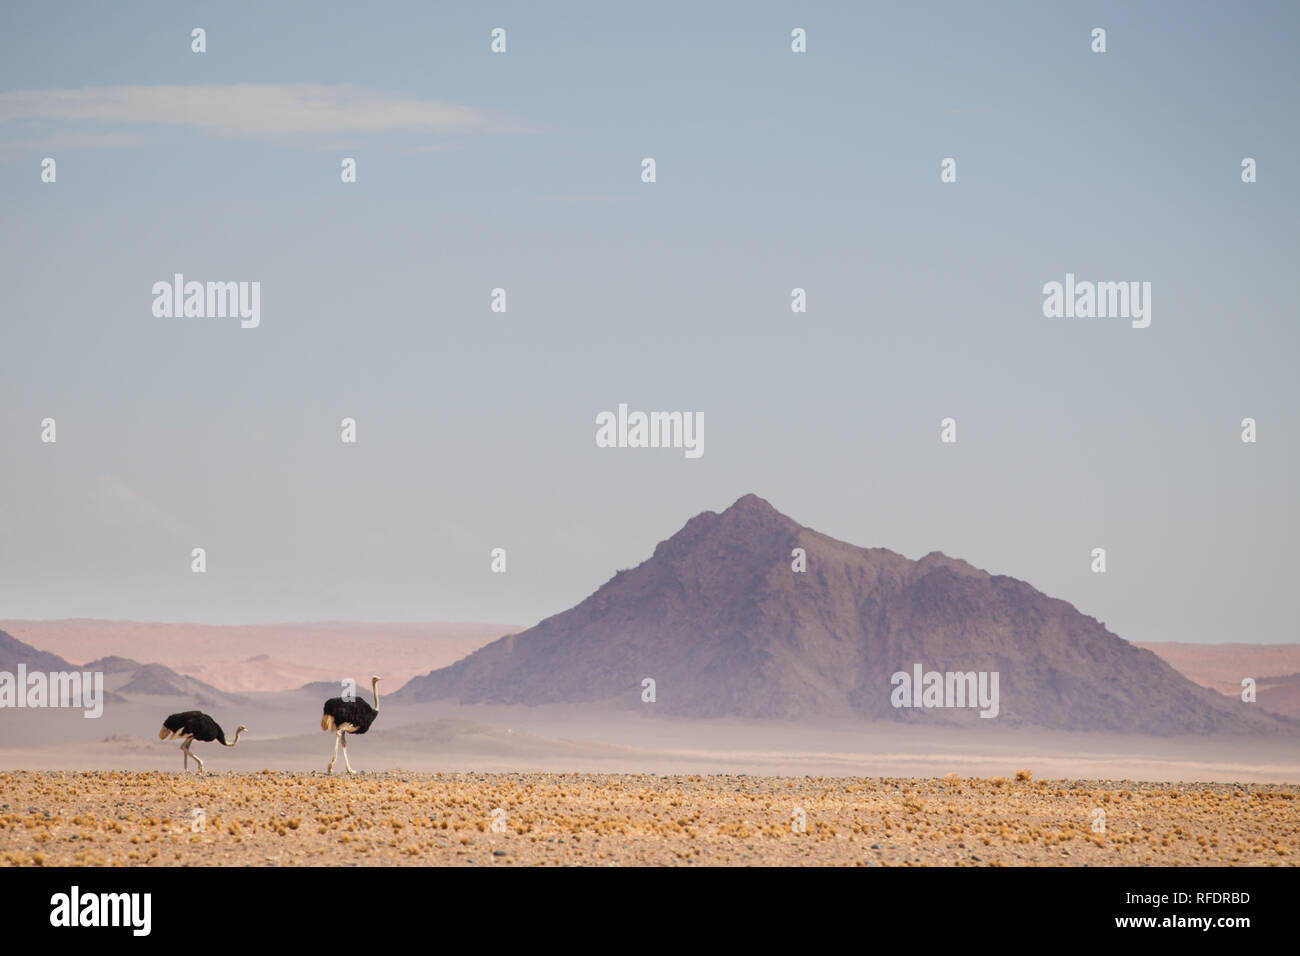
1138, 642, 1300, 720
0, 619, 518, 693
0, 629, 240, 710
0, 629, 76, 675
397, 494, 1291, 735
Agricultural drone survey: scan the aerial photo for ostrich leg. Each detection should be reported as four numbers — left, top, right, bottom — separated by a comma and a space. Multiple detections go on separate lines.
341, 732, 354, 774
188, 740, 205, 773
181, 739, 189, 771
327, 730, 341, 773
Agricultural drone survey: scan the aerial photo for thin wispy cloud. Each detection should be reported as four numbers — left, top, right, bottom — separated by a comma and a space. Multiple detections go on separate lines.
0, 83, 527, 142
89, 475, 189, 538
389, 142, 469, 154
0, 128, 152, 155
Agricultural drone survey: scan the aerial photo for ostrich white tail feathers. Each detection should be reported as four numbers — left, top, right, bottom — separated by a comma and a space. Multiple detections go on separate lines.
322, 713, 336, 732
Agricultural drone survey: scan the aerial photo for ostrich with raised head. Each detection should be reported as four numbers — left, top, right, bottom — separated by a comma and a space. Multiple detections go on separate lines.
321, 676, 381, 774
158, 711, 246, 772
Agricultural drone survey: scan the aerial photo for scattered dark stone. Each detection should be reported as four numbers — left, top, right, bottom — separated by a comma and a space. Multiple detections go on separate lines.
493, 850, 507, 857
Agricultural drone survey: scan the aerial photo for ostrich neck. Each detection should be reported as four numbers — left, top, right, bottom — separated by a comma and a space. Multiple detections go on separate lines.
372, 682, 380, 712
224, 728, 243, 747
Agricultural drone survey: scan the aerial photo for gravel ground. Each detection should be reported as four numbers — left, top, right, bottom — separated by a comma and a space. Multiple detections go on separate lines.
2, 770, 1296, 866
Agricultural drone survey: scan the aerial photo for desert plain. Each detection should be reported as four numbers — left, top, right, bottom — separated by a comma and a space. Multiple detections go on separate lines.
2, 770, 1297, 867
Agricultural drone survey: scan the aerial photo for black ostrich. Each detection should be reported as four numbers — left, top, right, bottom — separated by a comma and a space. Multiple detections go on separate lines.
158, 711, 246, 772
321, 676, 381, 774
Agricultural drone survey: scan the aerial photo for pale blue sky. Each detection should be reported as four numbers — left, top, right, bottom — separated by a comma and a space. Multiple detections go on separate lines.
1, 1, 1297, 646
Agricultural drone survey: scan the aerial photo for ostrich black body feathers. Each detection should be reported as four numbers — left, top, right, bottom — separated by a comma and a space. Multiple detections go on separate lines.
321, 696, 378, 734
160, 710, 228, 743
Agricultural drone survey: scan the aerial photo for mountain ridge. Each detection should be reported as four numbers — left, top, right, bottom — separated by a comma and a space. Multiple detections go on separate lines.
396, 495, 1289, 736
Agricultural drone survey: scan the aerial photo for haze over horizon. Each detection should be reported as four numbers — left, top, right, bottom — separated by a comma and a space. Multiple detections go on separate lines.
3, 2, 1297, 647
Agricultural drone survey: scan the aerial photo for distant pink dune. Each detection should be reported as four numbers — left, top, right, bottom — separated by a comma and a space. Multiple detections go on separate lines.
0, 620, 521, 693
1138, 641, 1300, 718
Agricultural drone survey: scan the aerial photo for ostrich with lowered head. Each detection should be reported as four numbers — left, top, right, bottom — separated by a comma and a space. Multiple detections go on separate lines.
158, 711, 246, 772
321, 676, 381, 774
